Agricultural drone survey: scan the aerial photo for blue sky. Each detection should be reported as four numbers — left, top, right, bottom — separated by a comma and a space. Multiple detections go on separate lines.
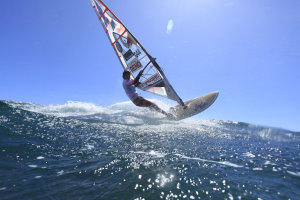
1, 0, 300, 131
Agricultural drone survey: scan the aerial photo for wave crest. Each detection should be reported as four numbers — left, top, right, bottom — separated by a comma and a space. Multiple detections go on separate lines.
2, 100, 299, 142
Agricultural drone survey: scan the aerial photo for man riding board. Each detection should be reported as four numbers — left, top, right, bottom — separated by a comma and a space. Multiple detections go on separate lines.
122, 69, 173, 118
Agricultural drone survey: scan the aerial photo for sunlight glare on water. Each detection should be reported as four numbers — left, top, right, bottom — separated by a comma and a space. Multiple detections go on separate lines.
0, 100, 299, 199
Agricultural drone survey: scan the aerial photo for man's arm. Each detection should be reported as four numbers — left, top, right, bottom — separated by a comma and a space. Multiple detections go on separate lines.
132, 69, 144, 86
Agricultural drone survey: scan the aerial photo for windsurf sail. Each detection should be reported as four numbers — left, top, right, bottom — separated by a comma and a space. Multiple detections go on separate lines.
90, 0, 185, 106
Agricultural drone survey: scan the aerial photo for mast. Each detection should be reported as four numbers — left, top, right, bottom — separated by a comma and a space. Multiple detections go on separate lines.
91, 0, 185, 107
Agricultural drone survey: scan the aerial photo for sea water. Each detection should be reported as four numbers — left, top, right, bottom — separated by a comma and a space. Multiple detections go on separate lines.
0, 100, 299, 200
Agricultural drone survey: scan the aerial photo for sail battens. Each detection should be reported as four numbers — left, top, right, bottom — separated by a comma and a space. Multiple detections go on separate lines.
99, 8, 107, 20
112, 30, 128, 46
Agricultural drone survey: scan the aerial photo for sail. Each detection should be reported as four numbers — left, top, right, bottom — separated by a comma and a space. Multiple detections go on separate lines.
90, 0, 184, 106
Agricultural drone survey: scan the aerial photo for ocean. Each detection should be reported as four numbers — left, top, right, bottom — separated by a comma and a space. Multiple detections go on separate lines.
0, 100, 299, 200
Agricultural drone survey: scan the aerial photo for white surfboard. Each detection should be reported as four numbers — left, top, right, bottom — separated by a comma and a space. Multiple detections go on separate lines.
169, 92, 219, 120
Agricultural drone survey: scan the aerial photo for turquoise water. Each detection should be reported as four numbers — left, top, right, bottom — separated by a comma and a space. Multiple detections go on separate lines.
0, 100, 299, 200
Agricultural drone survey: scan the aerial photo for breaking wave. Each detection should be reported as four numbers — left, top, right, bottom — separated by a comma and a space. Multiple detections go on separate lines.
4, 100, 299, 142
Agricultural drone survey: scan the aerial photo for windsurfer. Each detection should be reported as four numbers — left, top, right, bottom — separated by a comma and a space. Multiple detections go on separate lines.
122, 70, 173, 118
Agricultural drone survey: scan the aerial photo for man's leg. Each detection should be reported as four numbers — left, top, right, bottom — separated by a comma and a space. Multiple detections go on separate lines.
133, 97, 168, 116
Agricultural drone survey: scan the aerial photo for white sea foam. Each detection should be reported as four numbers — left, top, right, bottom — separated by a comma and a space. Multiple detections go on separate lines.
57, 170, 64, 176
84, 144, 94, 150
219, 161, 243, 168
253, 168, 263, 171
9, 99, 183, 120
28, 165, 38, 168
287, 171, 300, 177
228, 193, 234, 200
149, 150, 167, 158
264, 161, 276, 166
7, 100, 297, 143
175, 154, 243, 168
249, 125, 299, 142
6, 100, 241, 130
36, 156, 44, 160
38, 101, 107, 117
9, 100, 112, 117
132, 150, 167, 158
243, 152, 255, 158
